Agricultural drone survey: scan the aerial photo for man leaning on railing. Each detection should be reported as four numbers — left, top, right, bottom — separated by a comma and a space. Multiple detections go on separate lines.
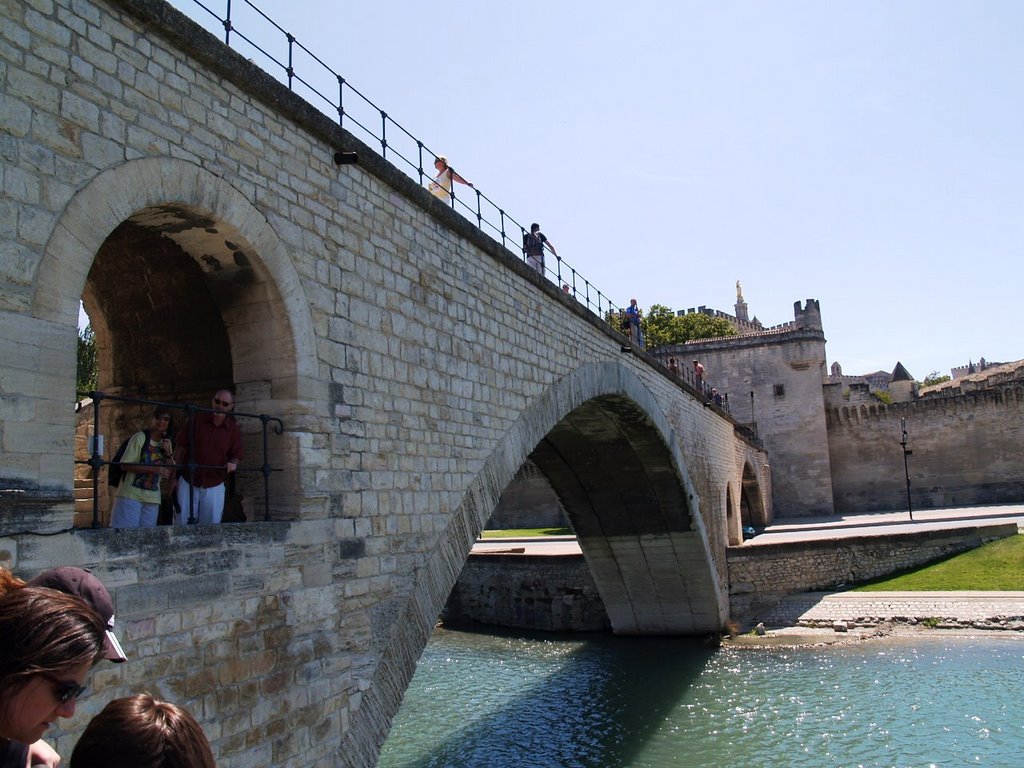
171, 389, 244, 525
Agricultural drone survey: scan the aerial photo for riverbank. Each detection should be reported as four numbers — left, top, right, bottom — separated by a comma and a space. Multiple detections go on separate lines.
727, 589, 1024, 647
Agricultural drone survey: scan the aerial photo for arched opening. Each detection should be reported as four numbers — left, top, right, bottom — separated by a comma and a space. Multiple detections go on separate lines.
32, 158, 318, 529
77, 206, 301, 525
739, 461, 766, 527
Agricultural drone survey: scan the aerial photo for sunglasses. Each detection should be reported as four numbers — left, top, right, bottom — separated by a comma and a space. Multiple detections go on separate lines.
212, 398, 233, 407
49, 678, 88, 704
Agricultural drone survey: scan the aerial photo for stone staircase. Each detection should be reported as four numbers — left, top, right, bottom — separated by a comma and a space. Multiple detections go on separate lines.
74, 409, 110, 528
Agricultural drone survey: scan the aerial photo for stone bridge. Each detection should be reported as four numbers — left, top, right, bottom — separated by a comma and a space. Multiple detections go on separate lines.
0, 0, 771, 765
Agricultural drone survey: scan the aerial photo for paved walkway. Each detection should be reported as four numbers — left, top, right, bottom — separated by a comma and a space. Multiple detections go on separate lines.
761, 590, 1024, 630
745, 502, 1024, 545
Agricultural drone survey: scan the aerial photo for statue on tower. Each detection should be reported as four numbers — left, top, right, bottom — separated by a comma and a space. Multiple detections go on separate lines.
736, 280, 744, 302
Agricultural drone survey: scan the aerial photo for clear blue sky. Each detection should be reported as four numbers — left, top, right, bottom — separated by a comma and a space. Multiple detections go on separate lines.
162, 0, 1024, 379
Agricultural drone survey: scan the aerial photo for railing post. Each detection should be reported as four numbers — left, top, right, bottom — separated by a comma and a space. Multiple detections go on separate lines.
222, 0, 232, 44
285, 33, 295, 89
337, 75, 345, 127
259, 414, 284, 522
88, 392, 104, 529
499, 209, 507, 249
380, 110, 388, 158
184, 404, 198, 524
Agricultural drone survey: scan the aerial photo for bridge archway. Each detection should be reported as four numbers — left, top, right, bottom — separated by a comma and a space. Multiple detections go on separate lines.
345, 360, 728, 763
34, 158, 318, 520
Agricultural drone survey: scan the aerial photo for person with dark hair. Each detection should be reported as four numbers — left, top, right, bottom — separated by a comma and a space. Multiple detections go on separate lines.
0, 583, 107, 767
522, 223, 557, 275
110, 406, 175, 528
0, 567, 126, 768
173, 389, 244, 525
26, 568, 127, 665
70, 694, 215, 768
625, 298, 643, 346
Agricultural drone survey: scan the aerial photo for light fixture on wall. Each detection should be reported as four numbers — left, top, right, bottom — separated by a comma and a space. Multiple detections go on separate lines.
333, 151, 358, 165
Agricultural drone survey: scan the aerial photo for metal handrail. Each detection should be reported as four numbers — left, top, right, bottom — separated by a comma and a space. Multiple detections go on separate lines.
76, 391, 284, 527
180, 0, 623, 322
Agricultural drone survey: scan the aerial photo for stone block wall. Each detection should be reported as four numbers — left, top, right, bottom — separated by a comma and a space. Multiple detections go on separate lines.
442, 554, 609, 632
659, 304, 833, 517
486, 460, 570, 530
827, 387, 1024, 513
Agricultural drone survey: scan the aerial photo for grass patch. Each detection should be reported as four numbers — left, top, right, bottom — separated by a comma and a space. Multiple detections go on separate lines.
480, 527, 572, 538
854, 534, 1024, 591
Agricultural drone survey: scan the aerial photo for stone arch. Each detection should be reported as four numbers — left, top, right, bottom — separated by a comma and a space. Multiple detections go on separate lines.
343, 361, 726, 765
35, 157, 318, 521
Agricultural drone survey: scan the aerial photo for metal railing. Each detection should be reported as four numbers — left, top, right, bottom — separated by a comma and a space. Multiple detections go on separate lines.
77, 391, 284, 527
179, 0, 623, 321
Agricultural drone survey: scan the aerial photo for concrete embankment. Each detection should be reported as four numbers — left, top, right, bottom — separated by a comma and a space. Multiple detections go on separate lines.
453, 506, 1024, 634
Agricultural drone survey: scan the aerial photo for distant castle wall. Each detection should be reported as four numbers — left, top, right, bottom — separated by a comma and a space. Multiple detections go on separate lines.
826, 383, 1024, 512
658, 301, 834, 517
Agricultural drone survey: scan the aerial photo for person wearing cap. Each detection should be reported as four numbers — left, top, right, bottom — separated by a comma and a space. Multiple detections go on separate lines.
27, 568, 127, 664
0, 575, 108, 768
0, 568, 126, 768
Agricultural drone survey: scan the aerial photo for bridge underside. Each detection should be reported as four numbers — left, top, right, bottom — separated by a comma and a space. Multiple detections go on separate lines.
530, 395, 724, 634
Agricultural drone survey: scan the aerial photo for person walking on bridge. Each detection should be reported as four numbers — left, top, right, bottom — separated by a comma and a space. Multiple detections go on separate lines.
625, 298, 643, 346
428, 155, 473, 201
523, 223, 557, 275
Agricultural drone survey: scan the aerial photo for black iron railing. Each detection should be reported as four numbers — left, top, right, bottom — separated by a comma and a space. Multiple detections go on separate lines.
179, 0, 623, 322
77, 391, 284, 527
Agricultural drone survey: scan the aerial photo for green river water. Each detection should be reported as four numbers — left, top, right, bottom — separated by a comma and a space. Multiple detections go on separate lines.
378, 626, 1024, 768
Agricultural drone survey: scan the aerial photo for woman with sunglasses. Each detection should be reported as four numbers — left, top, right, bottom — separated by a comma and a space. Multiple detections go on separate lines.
109, 406, 175, 528
0, 575, 107, 768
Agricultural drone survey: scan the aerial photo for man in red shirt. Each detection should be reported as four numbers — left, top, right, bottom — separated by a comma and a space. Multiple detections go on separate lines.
172, 389, 243, 525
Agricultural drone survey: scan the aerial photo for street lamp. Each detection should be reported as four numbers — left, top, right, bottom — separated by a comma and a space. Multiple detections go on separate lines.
900, 417, 913, 520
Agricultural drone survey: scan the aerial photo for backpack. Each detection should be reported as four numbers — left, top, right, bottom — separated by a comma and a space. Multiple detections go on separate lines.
107, 430, 146, 487
523, 232, 543, 256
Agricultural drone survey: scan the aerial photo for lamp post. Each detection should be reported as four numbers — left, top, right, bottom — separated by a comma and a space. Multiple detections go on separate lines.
900, 417, 913, 520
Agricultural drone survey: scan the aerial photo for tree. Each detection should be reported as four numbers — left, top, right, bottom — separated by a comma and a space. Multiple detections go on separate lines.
77, 323, 97, 396
921, 371, 951, 387
641, 304, 679, 348
642, 304, 737, 347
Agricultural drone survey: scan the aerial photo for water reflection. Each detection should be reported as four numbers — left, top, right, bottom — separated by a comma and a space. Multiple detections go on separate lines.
379, 629, 1024, 768
379, 627, 712, 768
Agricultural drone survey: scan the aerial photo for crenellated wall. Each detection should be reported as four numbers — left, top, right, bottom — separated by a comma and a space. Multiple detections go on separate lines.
826, 384, 1024, 512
